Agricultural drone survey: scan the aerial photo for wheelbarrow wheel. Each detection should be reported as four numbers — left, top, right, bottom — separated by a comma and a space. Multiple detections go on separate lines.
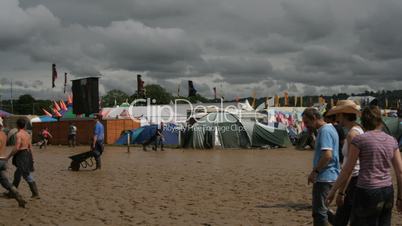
69, 160, 80, 171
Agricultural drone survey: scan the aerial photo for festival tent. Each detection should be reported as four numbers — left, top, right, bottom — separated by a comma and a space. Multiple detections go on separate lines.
241, 119, 292, 148
184, 112, 250, 149
102, 105, 187, 125
382, 117, 402, 140
31, 116, 58, 123
60, 107, 76, 119
115, 123, 180, 145
183, 112, 292, 149
0, 109, 11, 118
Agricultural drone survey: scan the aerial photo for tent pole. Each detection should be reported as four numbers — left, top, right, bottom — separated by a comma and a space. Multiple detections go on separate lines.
127, 132, 130, 153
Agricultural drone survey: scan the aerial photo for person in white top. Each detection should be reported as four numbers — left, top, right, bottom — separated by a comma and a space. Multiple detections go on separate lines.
326, 100, 363, 226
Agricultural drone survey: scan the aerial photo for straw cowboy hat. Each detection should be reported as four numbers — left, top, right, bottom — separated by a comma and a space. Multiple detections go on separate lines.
326, 100, 361, 116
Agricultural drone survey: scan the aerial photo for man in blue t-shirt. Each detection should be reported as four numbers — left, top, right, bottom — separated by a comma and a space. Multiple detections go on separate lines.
303, 108, 340, 226
92, 114, 104, 170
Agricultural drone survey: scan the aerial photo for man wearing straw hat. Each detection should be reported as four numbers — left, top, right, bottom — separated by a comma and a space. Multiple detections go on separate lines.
303, 108, 340, 226
325, 100, 363, 226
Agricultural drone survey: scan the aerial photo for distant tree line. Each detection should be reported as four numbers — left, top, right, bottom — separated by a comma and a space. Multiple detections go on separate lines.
1, 88, 401, 115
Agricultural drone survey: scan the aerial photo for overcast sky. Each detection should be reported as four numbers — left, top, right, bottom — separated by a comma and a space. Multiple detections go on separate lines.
0, 0, 401, 100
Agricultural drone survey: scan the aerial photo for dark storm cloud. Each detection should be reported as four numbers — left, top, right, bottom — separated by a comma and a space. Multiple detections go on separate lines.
355, 1, 402, 60
1, 0, 402, 99
253, 34, 301, 54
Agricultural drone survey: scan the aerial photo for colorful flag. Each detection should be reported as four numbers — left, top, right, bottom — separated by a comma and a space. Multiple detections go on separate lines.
54, 110, 62, 118
60, 100, 67, 111
251, 90, 257, 108
67, 94, 73, 105
52, 64, 57, 88
274, 95, 279, 107
42, 109, 52, 117
53, 101, 61, 112
284, 92, 289, 106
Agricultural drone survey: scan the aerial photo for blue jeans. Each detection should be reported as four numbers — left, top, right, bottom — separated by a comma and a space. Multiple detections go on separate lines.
92, 140, 104, 168
350, 186, 394, 226
13, 167, 34, 188
0, 160, 13, 191
312, 182, 333, 226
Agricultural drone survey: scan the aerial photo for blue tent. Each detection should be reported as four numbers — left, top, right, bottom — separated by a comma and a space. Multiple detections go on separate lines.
39, 116, 58, 122
115, 124, 179, 145
0, 109, 11, 117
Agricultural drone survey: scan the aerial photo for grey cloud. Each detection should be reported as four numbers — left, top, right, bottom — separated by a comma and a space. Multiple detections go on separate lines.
355, 1, 402, 60
253, 34, 301, 54
1, 0, 402, 100
205, 56, 273, 84
279, 0, 336, 41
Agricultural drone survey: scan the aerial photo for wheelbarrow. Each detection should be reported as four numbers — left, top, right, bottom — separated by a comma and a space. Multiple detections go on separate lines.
68, 151, 95, 171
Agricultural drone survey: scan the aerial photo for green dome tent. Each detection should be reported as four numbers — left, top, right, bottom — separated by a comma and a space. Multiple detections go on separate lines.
184, 112, 292, 149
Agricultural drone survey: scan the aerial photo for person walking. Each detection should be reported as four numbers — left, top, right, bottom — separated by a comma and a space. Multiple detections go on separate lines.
303, 108, 340, 226
326, 105, 402, 225
153, 122, 165, 151
68, 123, 77, 147
326, 100, 363, 226
0, 118, 26, 207
39, 127, 52, 149
92, 115, 104, 170
7, 118, 40, 199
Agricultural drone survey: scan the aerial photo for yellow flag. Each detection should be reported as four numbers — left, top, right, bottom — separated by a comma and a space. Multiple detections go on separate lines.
284, 92, 289, 106
274, 95, 279, 107
251, 90, 257, 108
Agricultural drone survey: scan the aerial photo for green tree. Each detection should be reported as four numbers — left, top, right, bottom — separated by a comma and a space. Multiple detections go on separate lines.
144, 84, 173, 104
15, 94, 35, 114
102, 90, 130, 107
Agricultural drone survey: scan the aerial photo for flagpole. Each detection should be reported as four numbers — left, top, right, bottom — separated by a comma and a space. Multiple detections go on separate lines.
10, 79, 13, 114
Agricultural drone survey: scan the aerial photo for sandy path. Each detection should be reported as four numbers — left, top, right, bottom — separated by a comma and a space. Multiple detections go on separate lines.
1, 146, 401, 226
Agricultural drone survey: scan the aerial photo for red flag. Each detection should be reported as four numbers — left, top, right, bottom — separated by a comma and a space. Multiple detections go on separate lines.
52, 64, 57, 88
54, 110, 62, 118
67, 94, 73, 105
42, 109, 52, 117
64, 72, 67, 93
53, 101, 61, 111
60, 100, 67, 111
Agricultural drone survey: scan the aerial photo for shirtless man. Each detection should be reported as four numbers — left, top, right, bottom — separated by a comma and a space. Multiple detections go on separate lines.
0, 118, 26, 207
6, 118, 39, 199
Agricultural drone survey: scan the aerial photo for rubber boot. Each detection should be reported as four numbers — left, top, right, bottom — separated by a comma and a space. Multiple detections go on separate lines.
4, 181, 18, 198
93, 157, 101, 170
28, 181, 40, 199
10, 187, 26, 208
